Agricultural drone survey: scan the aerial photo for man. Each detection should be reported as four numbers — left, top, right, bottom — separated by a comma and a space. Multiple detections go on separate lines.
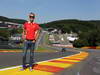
21, 12, 40, 71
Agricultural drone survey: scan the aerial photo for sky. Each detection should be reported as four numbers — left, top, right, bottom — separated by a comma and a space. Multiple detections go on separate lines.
0, 0, 100, 23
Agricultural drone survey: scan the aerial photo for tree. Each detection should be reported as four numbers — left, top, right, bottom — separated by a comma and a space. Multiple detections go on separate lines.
0, 28, 10, 40
73, 29, 100, 47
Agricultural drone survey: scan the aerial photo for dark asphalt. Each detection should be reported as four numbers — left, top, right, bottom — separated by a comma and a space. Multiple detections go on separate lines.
79, 49, 100, 75
1, 48, 100, 75
55, 49, 100, 75
0, 50, 78, 69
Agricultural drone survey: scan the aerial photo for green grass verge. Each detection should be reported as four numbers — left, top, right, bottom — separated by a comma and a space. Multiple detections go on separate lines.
36, 46, 56, 52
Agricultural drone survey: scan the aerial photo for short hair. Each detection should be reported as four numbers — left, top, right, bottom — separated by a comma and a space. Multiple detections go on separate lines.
29, 12, 35, 17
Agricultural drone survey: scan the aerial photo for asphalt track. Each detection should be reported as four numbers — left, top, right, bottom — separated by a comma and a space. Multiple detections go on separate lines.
0, 49, 100, 75
79, 49, 100, 75
0, 50, 78, 69
0, 50, 88, 75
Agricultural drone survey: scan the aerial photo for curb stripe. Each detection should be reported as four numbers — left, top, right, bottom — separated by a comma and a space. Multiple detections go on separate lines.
39, 62, 72, 68
55, 59, 80, 62
49, 60, 77, 64
62, 58, 81, 61
33, 64, 64, 73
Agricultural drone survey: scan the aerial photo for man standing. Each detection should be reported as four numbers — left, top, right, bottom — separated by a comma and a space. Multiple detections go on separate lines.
21, 12, 40, 71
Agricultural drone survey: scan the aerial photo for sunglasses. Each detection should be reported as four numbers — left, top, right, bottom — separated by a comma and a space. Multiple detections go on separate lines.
29, 16, 35, 18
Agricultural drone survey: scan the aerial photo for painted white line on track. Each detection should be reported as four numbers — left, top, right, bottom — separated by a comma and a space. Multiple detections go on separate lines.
0, 51, 82, 71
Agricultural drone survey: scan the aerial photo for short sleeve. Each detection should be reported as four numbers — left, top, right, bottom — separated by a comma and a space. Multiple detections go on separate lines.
23, 22, 27, 30
36, 24, 40, 30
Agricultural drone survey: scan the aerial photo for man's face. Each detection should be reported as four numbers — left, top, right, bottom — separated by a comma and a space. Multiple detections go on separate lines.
29, 15, 35, 22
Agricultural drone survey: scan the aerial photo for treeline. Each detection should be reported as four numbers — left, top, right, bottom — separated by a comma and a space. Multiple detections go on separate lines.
41, 19, 100, 47
0, 16, 26, 24
0, 15, 100, 47
42, 19, 99, 33
0, 16, 26, 40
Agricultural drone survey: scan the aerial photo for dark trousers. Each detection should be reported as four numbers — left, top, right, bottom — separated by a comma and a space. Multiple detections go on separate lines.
22, 40, 35, 67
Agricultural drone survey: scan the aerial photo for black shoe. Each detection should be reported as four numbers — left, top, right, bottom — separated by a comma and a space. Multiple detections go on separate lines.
20, 66, 27, 71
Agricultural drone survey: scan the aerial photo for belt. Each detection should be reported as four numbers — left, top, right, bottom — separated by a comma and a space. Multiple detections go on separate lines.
26, 39, 36, 42
26, 39, 35, 41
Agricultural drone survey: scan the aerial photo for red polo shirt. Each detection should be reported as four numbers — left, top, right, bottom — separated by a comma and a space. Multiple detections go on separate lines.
23, 22, 40, 40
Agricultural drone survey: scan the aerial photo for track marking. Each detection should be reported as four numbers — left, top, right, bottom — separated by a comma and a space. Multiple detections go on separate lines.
0, 52, 81, 71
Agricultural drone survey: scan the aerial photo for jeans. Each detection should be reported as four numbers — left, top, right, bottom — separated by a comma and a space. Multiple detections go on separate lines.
22, 40, 35, 67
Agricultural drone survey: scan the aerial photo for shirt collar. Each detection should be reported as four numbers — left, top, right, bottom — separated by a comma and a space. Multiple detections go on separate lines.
28, 21, 35, 24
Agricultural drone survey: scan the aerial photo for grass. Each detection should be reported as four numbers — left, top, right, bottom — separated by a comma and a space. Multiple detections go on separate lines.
45, 33, 49, 44
36, 46, 57, 52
